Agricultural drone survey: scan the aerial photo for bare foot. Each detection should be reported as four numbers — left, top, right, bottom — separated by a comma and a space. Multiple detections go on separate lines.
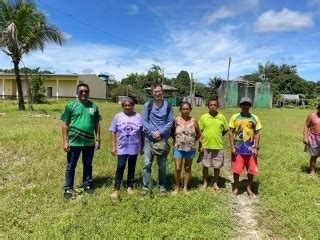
111, 191, 119, 200
127, 187, 134, 195
172, 186, 179, 196
247, 189, 256, 199
183, 187, 188, 193
231, 188, 238, 198
213, 183, 221, 193
201, 182, 208, 191
310, 170, 317, 177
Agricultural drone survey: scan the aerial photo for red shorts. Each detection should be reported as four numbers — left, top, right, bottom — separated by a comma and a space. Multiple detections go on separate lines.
231, 154, 258, 175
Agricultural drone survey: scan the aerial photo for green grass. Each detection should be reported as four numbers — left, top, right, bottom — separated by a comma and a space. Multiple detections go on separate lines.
0, 100, 319, 238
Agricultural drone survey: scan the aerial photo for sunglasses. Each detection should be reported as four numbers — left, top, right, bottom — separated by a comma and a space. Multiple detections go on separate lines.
78, 90, 89, 94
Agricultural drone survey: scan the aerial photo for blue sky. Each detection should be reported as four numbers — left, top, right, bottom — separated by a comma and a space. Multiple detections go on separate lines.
1, 0, 320, 83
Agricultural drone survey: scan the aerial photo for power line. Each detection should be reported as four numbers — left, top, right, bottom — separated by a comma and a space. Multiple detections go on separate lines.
37, 0, 169, 55
36, 0, 225, 62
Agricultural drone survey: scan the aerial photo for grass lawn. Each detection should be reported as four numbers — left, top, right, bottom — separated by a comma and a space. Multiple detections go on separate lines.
0, 100, 319, 238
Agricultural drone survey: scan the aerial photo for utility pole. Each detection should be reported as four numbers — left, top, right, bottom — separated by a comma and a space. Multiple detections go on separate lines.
190, 72, 193, 105
225, 57, 232, 106
193, 78, 197, 106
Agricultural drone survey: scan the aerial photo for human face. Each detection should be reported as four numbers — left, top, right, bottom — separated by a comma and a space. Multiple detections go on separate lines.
77, 86, 89, 102
122, 101, 134, 115
152, 86, 163, 101
180, 104, 191, 117
240, 102, 251, 112
208, 100, 218, 113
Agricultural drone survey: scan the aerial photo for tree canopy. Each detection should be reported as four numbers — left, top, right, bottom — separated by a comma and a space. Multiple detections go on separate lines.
0, 0, 64, 110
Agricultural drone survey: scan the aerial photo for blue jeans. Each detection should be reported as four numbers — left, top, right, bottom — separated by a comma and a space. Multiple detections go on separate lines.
114, 154, 138, 190
64, 146, 95, 190
142, 139, 167, 192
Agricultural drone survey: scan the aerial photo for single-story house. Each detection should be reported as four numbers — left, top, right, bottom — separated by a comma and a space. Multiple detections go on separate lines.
218, 77, 272, 108
0, 73, 106, 99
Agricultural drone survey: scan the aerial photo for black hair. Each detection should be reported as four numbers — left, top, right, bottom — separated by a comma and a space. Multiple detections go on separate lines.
207, 97, 219, 107
76, 83, 89, 93
179, 101, 192, 111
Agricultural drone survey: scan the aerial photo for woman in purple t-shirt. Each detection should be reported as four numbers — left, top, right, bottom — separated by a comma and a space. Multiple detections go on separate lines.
109, 97, 144, 199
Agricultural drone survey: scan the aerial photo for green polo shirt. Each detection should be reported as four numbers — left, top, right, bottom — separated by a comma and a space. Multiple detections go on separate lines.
199, 112, 228, 150
60, 100, 101, 146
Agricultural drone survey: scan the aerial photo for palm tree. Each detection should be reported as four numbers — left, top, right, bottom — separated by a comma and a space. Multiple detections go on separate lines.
208, 76, 223, 97
0, 0, 64, 110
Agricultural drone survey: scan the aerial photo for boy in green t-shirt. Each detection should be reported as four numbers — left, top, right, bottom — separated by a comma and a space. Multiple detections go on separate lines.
198, 98, 228, 192
60, 83, 101, 200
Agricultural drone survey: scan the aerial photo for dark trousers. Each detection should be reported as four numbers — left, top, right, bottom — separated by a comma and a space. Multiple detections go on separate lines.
64, 146, 95, 190
114, 154, 138, 190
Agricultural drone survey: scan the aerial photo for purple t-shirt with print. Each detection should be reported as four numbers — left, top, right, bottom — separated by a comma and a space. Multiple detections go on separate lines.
109, 112, 143, 155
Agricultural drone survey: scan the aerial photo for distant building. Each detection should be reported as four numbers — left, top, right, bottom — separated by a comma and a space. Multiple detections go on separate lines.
218, 77, 272, 108
277, 94, 306, 107
0, 73, 106, 99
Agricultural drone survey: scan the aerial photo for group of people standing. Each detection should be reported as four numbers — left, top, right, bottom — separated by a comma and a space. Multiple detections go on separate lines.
61, 83, 262, 200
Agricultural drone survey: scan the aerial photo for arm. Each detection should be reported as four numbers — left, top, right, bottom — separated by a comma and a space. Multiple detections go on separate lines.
94, 122, 101, 150
159, 107, 174, 139
229, 128, 236, 155
222, 129, 228, 136
194, 118, 201, 142
142, 104, 152, 137
62, 122, 70, 152
303, 115, 311, 144
111, 132, 117, 156
140, 130, 145, 155
222, 115, 229, 136
198, 133, 203, 152
252, 130, 260, 156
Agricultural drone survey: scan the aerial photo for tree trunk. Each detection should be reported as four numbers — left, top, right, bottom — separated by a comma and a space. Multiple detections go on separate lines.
24, 71, 34, 110
13, 61, 25, 110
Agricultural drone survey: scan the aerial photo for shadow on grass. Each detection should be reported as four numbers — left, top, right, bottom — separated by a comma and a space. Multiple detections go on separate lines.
300, 164, 320, 174
231, 179, 260, 195
135, 172, 230, 192
92, 175, 114, 189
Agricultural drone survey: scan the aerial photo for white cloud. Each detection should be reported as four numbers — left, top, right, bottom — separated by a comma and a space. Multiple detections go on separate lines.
254, 8, 314, 32
203, 6, 236, 25
62, 32, 72, 40
203, 0, 259, 25
127, 4, 139, 15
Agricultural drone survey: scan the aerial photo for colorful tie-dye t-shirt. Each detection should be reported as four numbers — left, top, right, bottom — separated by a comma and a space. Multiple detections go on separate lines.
229, 113, 262, 155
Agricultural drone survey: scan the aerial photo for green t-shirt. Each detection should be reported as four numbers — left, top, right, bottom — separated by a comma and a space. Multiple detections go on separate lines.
199, 112, 228, 150
60, 100, 101, 146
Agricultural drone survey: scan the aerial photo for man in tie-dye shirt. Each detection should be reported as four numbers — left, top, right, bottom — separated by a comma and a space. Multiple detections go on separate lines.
229, 97, 262, 198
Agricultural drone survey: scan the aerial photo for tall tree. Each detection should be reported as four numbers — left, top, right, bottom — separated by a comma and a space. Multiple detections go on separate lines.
0, 0, 64, 110
208, 76, 223, 97
173, 70, 191, 96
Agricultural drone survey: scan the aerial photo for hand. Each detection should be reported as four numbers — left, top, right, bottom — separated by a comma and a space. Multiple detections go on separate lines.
303, 137, 309, 145
111, 146, 117, 156
198, 146, 204, 153
140, 148, 144, 155
95, 141, 100, 150
63, 142, 70, 152
231, 146, 236, 157
151, 131, 161, 140
252, 147, 258, 157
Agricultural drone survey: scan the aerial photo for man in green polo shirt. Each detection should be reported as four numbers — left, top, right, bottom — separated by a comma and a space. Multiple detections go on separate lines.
61, 83, 101, 199
198, 98, 228, 192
